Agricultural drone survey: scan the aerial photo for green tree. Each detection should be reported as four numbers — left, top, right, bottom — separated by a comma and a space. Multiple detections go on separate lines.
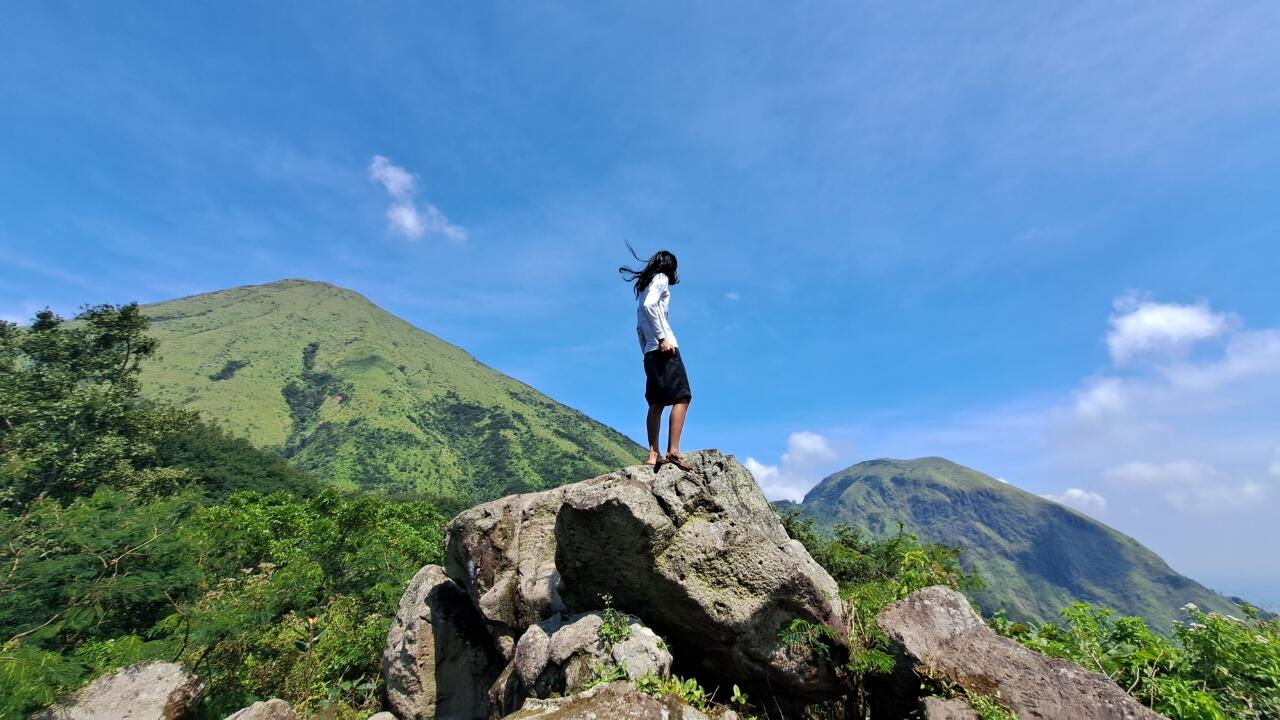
0, 305, 176, 506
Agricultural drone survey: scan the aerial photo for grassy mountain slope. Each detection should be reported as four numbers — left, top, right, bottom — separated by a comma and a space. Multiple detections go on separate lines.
139, 279, 644, 502
794, 457, 1240, 628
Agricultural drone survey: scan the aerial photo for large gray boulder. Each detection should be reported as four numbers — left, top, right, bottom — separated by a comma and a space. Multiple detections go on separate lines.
503, 682, 710, 720
876, 586, 1168, 720
489, 611, 673, 715
223, 699, 296, 720
445, 483, 568, 660
383, 565, 504, 720
36, 661, 204, 720
445, 450, 845, 702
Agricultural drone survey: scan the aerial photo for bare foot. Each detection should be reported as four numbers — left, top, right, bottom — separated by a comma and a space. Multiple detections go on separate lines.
644, 451, 661, 466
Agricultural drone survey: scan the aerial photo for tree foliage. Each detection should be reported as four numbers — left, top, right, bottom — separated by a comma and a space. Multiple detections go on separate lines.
0, 305, 172, 505
0, 486, 446, 718
0, 307, 447, 718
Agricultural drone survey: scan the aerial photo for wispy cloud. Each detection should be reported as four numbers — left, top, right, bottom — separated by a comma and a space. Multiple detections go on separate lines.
0, 246, 101, 291
1101, 460, 1265, 512
367, 155, 466, 242
1043, 487, 1107, 515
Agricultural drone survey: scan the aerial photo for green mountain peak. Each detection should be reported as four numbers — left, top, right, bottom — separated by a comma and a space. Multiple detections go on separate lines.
795, 456, 1240, 629
139, 279, 644, 504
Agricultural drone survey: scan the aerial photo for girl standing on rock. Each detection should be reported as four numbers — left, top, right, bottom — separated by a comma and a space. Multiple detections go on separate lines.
619, 245, 695, 472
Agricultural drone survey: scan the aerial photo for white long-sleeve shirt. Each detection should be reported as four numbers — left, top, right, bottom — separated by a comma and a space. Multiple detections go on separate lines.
636, 273, 678, 353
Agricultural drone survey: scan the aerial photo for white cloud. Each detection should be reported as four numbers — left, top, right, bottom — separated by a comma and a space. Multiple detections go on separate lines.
1073, 376, 1128, 422
745, 457, 780, 484
1160, 329, 1280, 393
367, 155, 466, 242
1102, 459, 1271, 512
784, 430, 838, 466
1106, 293, 1233, 365
368, 155, 415, 200
746, 430, 841, 502
385, 203, 424, 238
421, 203, 467, 243
1043, 488, 1107, 514
1271, 450, 1280, 481
725, 291, 740, 301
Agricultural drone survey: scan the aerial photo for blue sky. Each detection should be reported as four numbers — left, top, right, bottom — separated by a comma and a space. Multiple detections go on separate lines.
3, 2, 1280, 607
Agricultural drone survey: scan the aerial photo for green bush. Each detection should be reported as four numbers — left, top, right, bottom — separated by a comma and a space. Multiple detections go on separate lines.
0, 488, 445, 717
991, 602, 1280, 720
779, 512, 984, 715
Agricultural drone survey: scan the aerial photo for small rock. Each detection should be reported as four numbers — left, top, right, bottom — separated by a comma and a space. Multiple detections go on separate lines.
35, 661, 204, 720
503, 681, 707, 719
224, 699, 297, 720
383, 564, 504, 720
490, 611, 673, 714
367, 714, 397, 720
919, 696, 980, 720
876, 586, 1168, 720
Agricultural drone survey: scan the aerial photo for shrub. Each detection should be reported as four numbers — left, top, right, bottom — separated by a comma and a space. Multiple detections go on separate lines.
991, 602, 1280, 720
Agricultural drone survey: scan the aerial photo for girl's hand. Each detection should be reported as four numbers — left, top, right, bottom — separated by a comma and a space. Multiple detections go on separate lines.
659, 339, 676, 353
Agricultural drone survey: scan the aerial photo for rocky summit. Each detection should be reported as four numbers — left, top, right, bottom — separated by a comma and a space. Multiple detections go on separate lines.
375, 450, 1169, 719
379, 449, 847, 718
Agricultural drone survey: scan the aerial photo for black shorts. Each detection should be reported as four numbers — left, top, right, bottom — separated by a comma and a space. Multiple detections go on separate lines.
643, 348, 693, 407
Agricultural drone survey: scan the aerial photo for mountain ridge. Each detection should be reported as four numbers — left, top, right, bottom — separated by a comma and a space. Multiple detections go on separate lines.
790, 455, 1241, 629
138, 278, 645, 503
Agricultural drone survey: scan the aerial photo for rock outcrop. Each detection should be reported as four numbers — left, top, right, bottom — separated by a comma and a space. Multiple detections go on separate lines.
489, 611, 673, 715
35, 661, 204, 720
383, 564, 505, 720
502, 682, 713, 720
875, 586, 1169, 720
224, 699, 297, 720
445, 450, 845, 702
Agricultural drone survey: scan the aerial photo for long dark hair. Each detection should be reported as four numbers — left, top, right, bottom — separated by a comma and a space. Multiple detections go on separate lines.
618, 242, 679, 298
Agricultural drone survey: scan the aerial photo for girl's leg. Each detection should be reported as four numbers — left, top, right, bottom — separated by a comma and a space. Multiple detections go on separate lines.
666, 401, 689, 456
646, 404, 664, 464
